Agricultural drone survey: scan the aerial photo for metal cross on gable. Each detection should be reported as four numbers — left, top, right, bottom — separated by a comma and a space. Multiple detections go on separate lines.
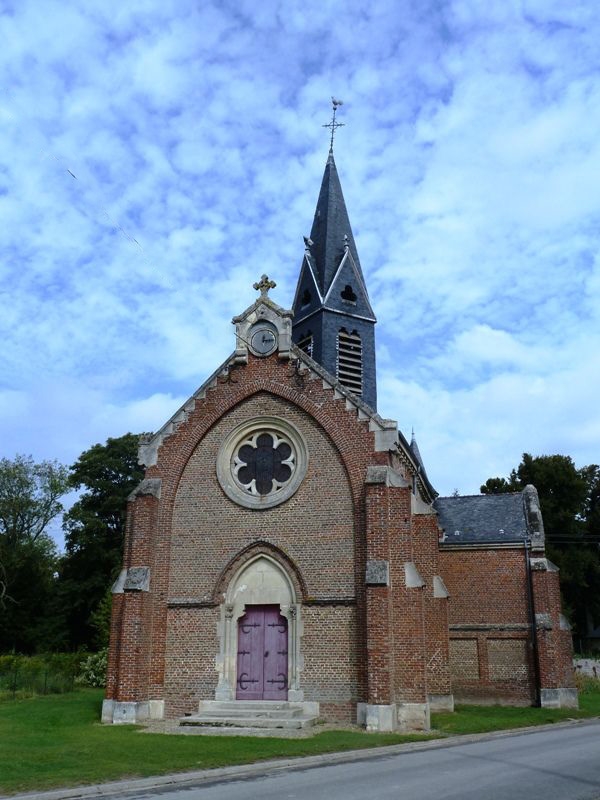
323, 97, 345, 152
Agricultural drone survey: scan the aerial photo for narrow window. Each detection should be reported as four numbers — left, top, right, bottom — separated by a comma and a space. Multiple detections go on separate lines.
297, 331, 314, 358
337, 328, 362, 394
341, 284, 357, 303
301, 289, 311, 306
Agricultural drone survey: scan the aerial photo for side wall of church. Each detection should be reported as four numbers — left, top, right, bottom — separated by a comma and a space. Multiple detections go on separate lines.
531, 565, 577, 695
414, 514, 452, 701
439, 547, 536, 704
363, 476, 451, 710
106, 493, 159, 705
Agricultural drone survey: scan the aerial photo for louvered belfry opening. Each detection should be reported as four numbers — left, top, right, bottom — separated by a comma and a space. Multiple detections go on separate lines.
297, 332, 314, 358
336, 327, 362, 395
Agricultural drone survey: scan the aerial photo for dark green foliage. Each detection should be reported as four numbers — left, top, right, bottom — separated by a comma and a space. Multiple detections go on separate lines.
57, 434, 145, 650
514, 454, 590, 543
0, 653, 85, 699
480, 475, 520, 494
88, 589, 112, 649
482, 453, 600, 647
0, 457, 69, 653
0, 538, 61, 653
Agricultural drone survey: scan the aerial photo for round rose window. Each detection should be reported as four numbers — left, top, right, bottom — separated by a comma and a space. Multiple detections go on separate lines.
217, 417, 308, 509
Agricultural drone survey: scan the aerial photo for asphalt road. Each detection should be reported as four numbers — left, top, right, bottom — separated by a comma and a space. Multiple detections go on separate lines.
127, 721, 600, 800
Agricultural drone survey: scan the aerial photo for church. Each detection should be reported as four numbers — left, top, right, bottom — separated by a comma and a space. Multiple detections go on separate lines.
103, 138, 577, 732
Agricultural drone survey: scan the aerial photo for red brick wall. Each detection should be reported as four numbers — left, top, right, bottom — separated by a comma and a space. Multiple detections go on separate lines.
163, 392, 359, 717
440, 547, 535, 704
170, 394, 355, 600
416, 515, 451, 699
106, 352, 386, 721
106, 346, 572, 720
532, 566, 576, 691
300, 606, 359, 721
164, 607, 219, 717
364, 479, 449, 707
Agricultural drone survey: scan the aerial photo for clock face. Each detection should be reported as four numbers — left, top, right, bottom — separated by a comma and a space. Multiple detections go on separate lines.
249, 324, 278, 356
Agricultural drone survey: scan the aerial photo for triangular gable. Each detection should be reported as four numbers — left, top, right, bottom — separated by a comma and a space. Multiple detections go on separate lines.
291, 252, 324, 324
322, 248, 376, 321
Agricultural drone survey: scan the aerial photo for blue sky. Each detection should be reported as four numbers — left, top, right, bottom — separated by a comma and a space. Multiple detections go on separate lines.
2, 0, 599, 545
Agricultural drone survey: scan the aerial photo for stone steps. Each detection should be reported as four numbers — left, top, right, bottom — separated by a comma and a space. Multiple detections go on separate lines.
179, 700, 319, 732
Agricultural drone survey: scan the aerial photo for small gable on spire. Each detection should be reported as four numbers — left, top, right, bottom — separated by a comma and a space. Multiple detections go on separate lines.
291, 251, 323, 324
323, 246, 376, 321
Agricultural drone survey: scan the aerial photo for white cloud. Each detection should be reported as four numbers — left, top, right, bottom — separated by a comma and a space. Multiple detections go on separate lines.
0, 0, 598, 542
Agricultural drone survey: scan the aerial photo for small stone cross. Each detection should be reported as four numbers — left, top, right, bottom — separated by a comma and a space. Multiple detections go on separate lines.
253, 274, 276, 297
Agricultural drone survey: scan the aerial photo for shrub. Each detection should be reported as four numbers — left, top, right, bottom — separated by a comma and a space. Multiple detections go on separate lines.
575, 671, 600, 694
0, 653, 84, 699
76, 649, 108, 688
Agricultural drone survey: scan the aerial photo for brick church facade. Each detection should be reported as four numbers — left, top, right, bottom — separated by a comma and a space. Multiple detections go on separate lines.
103, 148, 576, 731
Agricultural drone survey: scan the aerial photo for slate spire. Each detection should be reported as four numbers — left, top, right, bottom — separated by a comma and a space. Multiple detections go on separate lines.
306, 152, 369, 298
292, 151, 377, 409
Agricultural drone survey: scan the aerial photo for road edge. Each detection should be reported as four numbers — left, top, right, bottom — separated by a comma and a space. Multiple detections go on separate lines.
6, 717, 600, 800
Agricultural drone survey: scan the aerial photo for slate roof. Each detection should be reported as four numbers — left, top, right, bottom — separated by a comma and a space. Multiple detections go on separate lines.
434, 492, 529, 543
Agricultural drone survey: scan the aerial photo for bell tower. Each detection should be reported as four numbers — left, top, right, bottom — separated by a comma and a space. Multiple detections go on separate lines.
291, 108, 377, 409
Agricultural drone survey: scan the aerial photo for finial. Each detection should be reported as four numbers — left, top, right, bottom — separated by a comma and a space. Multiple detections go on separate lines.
303, 235, 314, 252
343, 233, 349, 250
253, 274, 276, 297
323, 97, 345, 153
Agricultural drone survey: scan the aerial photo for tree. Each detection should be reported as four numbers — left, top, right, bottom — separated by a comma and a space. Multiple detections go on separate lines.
481, 453, 600, 647
57, 434, 145, 649
0, 455, 69, 549
480, 475, 519, 494
0, 456, 69, 652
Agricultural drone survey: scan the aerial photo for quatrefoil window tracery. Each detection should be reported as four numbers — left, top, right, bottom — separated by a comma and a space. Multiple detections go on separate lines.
233, 431, 296, 496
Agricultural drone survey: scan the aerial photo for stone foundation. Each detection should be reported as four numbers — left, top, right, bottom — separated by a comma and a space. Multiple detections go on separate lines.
427, 693, 454, 712
102, 699, 164, 724
539, 688, 578, 709
357, 702, 430, 732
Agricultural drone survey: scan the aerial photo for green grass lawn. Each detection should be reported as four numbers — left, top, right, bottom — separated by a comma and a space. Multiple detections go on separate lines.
1, 686, 599, 796
0, 690, 433, 795
431, 681, 600, 735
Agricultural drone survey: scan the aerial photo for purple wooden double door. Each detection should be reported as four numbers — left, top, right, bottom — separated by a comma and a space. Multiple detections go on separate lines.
236, 605, 288, 700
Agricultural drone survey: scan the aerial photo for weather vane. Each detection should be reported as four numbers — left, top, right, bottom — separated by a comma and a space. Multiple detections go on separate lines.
323, 97, 345, 152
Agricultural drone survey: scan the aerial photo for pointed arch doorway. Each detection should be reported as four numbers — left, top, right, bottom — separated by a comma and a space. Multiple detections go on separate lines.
215, 554, 304, 702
